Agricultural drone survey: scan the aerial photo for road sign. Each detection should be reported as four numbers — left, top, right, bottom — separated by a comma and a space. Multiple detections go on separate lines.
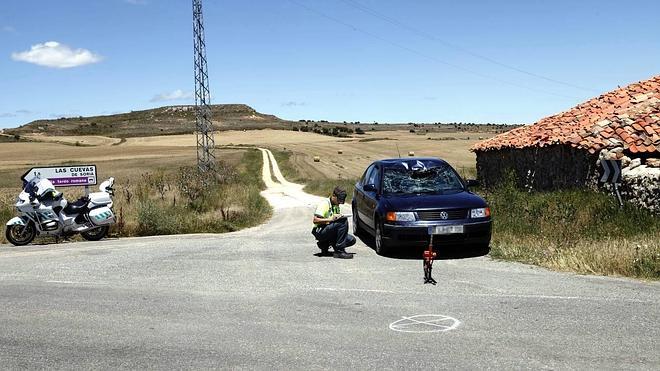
599, 159, 623, 208
599, 159, 621, 184
21, 165, 97, 187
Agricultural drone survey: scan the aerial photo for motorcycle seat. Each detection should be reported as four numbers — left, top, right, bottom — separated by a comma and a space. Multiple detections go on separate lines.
64, 197, 88, 214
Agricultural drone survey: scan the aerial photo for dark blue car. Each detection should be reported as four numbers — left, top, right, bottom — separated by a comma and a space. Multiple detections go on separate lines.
351, 158, 492, 255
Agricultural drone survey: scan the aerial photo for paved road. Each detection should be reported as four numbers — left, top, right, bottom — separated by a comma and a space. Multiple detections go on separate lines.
0, 150, 658, 370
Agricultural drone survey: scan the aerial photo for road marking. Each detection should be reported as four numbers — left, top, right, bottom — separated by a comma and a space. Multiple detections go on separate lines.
315, 287, 396, 294
45, 280, 107, 286
312, 288, 655, 303
389, 314, 460, 333
454, 280, 506, 293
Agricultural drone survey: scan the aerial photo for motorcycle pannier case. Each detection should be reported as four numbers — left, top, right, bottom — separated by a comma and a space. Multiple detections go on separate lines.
88, 192, 111, 207
88, 207, 115, 226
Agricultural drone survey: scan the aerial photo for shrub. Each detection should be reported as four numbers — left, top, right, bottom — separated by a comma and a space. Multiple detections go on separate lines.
480, 174, 660, 279
136, 201, 182, 236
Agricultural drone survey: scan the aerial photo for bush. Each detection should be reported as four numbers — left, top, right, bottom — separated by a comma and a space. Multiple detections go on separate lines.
136, 201, 182, 236
480, 174, 660, 279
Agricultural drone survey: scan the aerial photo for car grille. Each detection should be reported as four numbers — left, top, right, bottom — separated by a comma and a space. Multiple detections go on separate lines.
417, 209, 468, 221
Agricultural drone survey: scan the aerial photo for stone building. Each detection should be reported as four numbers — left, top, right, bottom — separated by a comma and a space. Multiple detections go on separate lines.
471, 75, 660, 193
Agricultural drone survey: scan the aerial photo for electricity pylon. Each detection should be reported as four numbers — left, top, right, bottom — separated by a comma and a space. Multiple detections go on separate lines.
193, 0, 215, 173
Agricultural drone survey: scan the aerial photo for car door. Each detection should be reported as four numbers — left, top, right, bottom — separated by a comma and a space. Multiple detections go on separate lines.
362, 164, 380, 229
357, 164, 375, 227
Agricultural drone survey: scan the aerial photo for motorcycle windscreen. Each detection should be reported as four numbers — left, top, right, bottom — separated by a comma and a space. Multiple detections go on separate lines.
88, 207, 115, 226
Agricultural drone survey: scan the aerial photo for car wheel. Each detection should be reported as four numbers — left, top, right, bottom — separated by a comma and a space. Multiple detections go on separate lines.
474, 243, 491, 255
375, 220, 390, 256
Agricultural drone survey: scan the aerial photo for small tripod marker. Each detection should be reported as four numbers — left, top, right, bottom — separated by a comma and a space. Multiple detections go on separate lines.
424, 227, 437, 285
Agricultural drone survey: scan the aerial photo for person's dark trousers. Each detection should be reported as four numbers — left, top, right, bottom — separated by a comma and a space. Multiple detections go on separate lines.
314, 218, 356, 251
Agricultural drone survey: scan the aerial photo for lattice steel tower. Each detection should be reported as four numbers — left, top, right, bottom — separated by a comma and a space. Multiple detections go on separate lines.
193, 0, 216, 173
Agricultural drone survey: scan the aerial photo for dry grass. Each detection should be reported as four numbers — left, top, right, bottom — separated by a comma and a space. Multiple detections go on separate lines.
0, 140, 256, 243
492, 234, 659, 279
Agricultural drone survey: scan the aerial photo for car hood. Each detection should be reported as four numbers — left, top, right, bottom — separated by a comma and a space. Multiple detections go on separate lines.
382, 191, 487, 211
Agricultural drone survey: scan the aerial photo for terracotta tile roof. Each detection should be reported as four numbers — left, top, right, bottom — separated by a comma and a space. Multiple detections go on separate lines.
472, 75, 660, 154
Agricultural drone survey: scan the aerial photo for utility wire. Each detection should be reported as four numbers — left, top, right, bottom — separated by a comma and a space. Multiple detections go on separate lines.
288, 0, 580, 100
339, 0, 597, 93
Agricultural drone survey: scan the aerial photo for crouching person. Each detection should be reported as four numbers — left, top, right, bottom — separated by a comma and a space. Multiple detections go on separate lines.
311, 186, 356, 259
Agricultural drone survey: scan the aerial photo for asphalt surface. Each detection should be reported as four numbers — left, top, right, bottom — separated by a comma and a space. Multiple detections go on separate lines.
0, 150, 658, 370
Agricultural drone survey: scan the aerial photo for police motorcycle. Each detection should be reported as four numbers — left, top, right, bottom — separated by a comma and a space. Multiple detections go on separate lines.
4, 176, 116, 246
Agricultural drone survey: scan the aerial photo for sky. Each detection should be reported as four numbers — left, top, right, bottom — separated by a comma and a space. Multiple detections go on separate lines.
1, 0, 659, 129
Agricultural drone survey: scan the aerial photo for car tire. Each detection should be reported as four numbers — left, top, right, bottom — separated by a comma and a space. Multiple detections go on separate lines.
474, 243, 491, 255
374, 219, 390, 256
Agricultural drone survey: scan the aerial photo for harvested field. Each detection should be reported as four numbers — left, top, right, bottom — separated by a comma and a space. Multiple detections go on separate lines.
23, 134, 122, 146
0, 140, 242, 191
125, 129, 492, 179
0, 128, 483, 202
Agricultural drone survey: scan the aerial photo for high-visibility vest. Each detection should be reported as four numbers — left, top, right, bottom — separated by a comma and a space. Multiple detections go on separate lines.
313, 198, 340, 227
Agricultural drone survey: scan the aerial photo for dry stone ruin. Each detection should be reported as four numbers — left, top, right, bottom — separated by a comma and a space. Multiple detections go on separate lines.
472, 75, 660, 213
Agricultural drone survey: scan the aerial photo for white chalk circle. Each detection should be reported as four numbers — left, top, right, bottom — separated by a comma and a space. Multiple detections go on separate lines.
389, 314, 460, 333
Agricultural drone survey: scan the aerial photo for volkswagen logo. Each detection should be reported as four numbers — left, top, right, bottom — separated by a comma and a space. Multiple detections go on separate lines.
439, 211, 449, 220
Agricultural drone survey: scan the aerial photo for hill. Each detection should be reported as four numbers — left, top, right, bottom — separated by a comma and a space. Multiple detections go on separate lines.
6, 104, 296, 138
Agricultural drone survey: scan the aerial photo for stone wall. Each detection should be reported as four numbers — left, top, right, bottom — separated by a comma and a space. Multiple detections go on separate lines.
600, 148, 660, 214
475, 145, 597, 190
475, 145, 660, 214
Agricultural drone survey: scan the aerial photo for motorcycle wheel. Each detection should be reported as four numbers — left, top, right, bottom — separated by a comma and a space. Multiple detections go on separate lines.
5, 223, 37, 246
81, 226, 109, 241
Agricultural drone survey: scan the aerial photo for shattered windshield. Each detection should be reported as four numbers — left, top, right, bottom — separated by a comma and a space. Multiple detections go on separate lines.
382, 162, 464, 194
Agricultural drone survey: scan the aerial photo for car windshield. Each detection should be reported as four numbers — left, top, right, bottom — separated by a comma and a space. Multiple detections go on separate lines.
382, 163, 464, 194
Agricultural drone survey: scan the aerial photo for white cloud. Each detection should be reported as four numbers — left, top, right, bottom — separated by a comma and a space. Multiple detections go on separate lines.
11, 41, 103, 69
282, 101, 306, 107
150, 89, 194, 102
0, 110, 34, 118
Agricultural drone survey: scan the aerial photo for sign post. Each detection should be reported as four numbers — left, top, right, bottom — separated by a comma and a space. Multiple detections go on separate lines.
599, 159, 623, 208
22, 165, 97, 195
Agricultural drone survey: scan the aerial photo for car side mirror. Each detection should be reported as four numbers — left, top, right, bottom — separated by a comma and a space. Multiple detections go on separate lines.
466, 179, 480, 187
363, 184, 377, 192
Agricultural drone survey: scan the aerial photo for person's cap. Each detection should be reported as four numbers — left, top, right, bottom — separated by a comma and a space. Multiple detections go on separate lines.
333, 186, 347, 202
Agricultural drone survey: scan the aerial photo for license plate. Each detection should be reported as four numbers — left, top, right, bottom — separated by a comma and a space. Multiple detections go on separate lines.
430, 225, 464, 235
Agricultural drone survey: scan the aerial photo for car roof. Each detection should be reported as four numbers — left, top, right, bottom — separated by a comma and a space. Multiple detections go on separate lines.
377, 157, 449, 168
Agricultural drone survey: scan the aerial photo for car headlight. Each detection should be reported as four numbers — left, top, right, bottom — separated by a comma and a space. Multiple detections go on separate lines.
386, 211, 416, 222
470, 207, 491, 218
